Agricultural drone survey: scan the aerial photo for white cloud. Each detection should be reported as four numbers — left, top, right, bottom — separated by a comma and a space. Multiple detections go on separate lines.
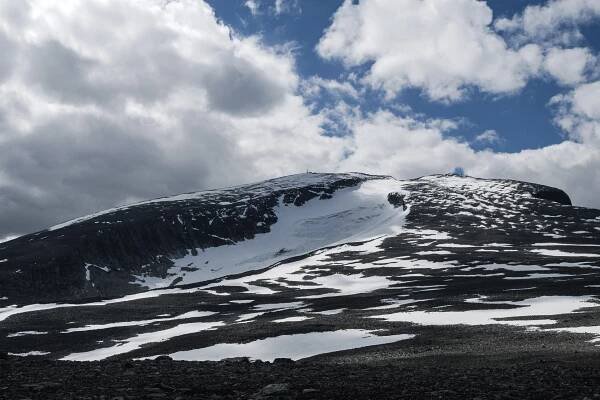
244, 0, 300, 17
339, 111, 472, 177
0, 0, 342, 235
301, 76, 359, 100
338, 110, 600, 209
244, 0, 260, 15
318, 0, 600, 101
495, 0, 600, 41
551, 80, 600, 143
570, 81, 600, 120
317, 0, 544, 102
543, 47, 596, 85
274, 0, 301, 15
474, 130, 502, 145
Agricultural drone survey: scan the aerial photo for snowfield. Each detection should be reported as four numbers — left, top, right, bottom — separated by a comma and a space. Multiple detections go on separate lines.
139, 178, 411, 288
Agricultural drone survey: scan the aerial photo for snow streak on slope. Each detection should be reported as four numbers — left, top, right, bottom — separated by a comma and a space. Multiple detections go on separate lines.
139, 178, 410, 288
164, 330, 415, 362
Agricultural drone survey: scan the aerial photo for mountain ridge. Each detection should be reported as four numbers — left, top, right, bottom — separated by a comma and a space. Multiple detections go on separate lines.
0, 173, 583, 305
1, 172, 600, 365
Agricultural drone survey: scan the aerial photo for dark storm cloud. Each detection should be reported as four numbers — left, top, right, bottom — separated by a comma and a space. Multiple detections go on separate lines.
26, 40, 107, 105
203, 60, 288, 115
0, 31, 16, 83
0, 0, 316, 237
0, 111, 243, 235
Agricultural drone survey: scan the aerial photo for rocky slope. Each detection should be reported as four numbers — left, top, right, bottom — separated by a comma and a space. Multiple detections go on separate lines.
1, 172, 600, 369
0, 173, 578, 304
3, 351, 600, 399
0, 173, 387, 303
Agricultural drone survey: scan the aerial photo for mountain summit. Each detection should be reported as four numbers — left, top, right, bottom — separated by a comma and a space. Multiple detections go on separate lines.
0, 173, 577, 303
1, 173, 599, 363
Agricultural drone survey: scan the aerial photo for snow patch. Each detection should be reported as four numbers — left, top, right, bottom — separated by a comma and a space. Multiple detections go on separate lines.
8, 351, 50, 357
62, 311, 215, 333
162, 330, 415, 362
272, 316, 311, 323
531, 249, 599, 258
61, 320, 224, 361
7, 331, 48, 338
371, 296, 596, 327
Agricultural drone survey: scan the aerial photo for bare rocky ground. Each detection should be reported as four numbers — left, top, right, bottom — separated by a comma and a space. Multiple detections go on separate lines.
4, 319, 600, 399
3, 349, 600, 400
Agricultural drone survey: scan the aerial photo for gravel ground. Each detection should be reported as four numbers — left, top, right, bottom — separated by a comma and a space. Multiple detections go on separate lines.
3, 350, 600, 400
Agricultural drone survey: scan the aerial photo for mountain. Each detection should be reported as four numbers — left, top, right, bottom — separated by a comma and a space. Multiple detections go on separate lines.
0, 172, 402, 303
1, 173, 600, 365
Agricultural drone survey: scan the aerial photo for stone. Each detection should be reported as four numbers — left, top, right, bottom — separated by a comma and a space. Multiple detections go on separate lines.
260, 383, 290, 396
273, 358, 294, 366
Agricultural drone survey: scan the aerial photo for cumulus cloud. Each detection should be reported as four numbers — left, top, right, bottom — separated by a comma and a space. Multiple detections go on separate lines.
0, 0, 343, 236
495, 0, 600, 42
301, 77, 360, 100
243, 0, 300, 17
317, 0, 544, 102
551, 80, 600, 143
317, 0, 600, 101
474, 130, 502, 145
543, 47, 596, 85
244, 0, 260, 15
338, 110, 600, 209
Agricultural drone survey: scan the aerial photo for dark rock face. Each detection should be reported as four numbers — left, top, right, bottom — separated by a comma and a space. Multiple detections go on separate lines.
533, 188, 572, 206
386, 192, 407, 210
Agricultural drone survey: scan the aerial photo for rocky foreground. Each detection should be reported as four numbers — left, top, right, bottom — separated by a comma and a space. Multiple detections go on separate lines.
3, 351, 600, 400
2, 173, 600, 398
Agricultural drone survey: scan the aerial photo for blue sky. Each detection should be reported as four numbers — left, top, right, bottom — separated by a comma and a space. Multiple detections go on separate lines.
206, 0, 599, 152
0, 0, 599, 238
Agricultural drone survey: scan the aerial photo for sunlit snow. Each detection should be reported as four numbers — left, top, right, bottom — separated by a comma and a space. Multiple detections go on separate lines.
164, 329, 415, 362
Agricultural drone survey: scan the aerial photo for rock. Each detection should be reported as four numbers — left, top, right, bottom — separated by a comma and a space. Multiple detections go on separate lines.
223, 357, 251, 363
256, 383, 290, 397
533, 188, 571, 205
387, 192, 407, 210
21, 382, 61, 392
155, 355, 173, 361
155, 382, 175, 392
0, 173, 368, 303
273, 358, 294, 366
